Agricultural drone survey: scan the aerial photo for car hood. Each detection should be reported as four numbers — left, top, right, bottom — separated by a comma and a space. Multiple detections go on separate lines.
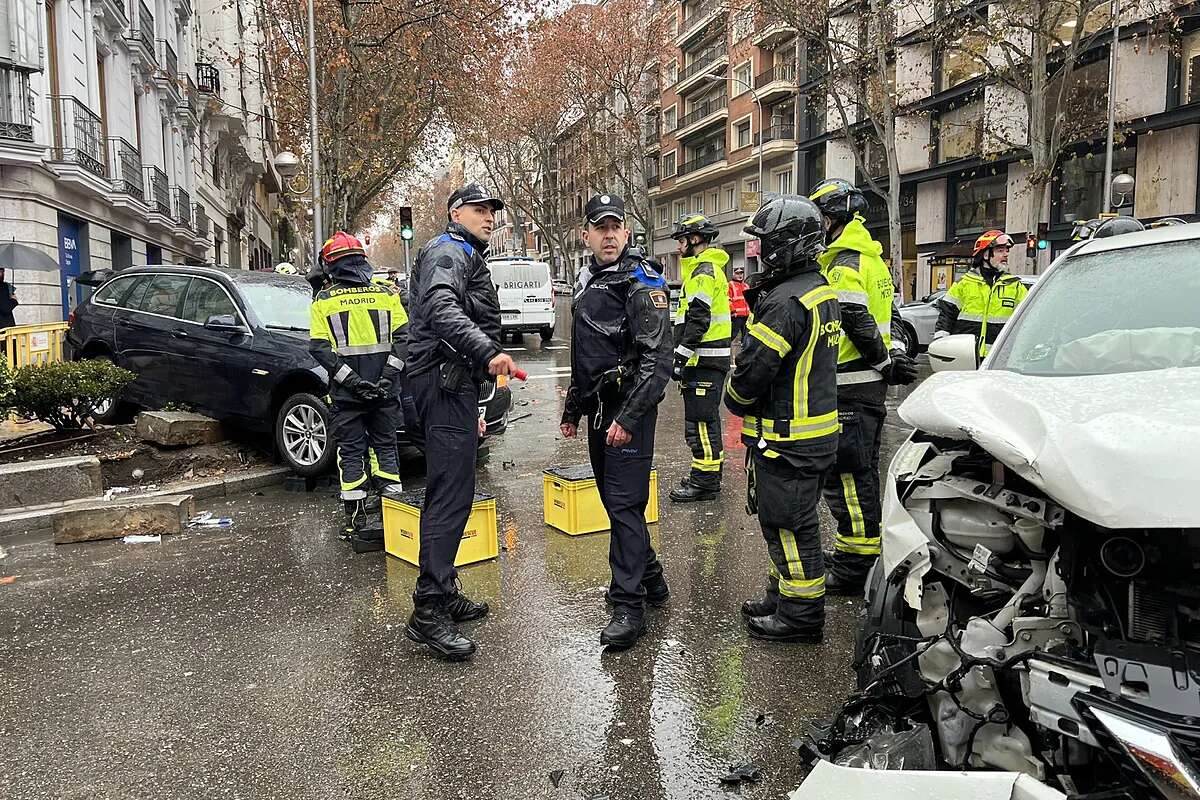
899, 367, 1200, 528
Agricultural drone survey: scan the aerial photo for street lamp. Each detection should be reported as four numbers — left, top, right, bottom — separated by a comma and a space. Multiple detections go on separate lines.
1111, 172, 1136, 210
704, 73, 765, 206
1102, 0, 1121, 213
303, 0, 323, 258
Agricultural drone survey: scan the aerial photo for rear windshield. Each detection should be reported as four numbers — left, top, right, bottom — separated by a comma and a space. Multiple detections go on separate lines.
489, 262, 551, 293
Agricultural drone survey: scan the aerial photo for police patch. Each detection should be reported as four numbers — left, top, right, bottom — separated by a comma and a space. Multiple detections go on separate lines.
649, 290, 668, 308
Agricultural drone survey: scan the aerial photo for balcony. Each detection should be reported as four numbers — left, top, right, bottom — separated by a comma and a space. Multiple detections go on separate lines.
143, 165, 171, 217
754, 62, 796, 101
676, 45, 729, 95
173, 187, 192, 229
644, 127, 661, 151
679, 147, 726, 176
125, 1, 156, 67
50, 97, 106, 178
193, 203, 210, 239
752, 15, 797, 49
757, 123, 797, 151
677, 0, 724, 48
196, 63, 220, 96
0, 69, 34, 143
157, 40, 178, 81
646, 173, 661, 188
675, 93, 728, 139
108, 137, 144, 197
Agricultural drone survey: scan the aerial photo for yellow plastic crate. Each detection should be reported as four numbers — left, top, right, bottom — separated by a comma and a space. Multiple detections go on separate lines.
383, 488, 498, 567
542, 464, 659, 536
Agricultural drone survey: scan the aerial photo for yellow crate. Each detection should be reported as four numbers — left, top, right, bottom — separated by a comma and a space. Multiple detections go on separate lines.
542, 464, 659, 536
383, 489, 498, 567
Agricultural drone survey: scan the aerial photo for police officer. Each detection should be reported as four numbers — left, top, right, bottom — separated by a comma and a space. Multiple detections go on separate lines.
725, 196, 841, 643
561, 193, 673, 650
934, 229, 1028, 357
808, 178, 918, 594
309, 231, 408, 554
669, 214, 732, 503
404, 183, 518, 662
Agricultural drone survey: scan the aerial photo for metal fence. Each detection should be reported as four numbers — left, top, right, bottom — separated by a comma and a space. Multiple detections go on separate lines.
50, 96, 106, 178
144, 165, 170, 215
2, 323, 69, 368
108, 137, 143, 197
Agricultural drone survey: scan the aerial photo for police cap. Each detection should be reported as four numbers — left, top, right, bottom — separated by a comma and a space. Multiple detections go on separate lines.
448, 183, 505, 212
584, 193, 626, 225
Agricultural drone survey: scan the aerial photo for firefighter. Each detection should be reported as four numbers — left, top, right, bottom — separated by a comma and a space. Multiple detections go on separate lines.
669, 214, 732, 503
934, 229, 1028, 357
724, 195, 841, 643
404, 183, 517, 662
561, 193, 673, 650
729, 266, 750, 347
309, 231, 408, 554
808, 178, 918, 595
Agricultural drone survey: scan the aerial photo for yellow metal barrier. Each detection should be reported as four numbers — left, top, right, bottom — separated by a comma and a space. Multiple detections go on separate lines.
2, 323, 70, 368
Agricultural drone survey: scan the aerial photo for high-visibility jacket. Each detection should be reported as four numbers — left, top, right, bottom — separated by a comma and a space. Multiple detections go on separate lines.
674, 246, 732, 371
724, 264, 842, 459
310, 278, 408, 405
729, 279, 750, 318
817, 215, 895, 401
935, 269, 1028, 357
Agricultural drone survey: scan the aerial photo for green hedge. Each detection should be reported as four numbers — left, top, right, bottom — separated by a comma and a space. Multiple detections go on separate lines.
11, 360, 135, 430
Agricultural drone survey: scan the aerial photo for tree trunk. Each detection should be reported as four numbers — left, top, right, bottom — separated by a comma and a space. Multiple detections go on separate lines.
1026, 31, 1050, 274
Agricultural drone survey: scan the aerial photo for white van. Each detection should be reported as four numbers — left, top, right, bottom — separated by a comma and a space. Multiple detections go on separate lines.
487, 256, 556, 343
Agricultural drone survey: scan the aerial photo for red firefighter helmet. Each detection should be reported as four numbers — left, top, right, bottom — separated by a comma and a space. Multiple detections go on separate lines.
320, 231, 366, 265
972, 229, 1014, 257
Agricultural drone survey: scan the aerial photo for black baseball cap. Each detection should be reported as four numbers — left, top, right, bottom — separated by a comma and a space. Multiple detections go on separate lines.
584, 193, 625, 225
447, 183, 505, 212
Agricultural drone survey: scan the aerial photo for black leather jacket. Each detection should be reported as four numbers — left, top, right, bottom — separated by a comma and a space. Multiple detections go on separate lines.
562, 248, 673, 432
406, 222, 502, 377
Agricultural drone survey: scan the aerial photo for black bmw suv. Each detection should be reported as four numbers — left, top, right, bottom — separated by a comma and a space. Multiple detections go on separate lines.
66, 266, 511, 475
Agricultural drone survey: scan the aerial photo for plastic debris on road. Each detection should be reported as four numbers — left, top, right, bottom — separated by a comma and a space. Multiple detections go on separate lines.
123, 534, 162, 544
719, 761, 763, 785
187, 512, 233, 528
103, 487, 132, 501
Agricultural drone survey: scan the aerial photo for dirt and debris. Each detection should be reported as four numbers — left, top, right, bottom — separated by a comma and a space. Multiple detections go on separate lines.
719, 761, 763, 786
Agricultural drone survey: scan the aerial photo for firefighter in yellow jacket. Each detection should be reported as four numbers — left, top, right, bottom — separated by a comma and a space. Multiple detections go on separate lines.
934, 229, 1028, 357
669, 214, 732, 503
809, 179, 918, 594
309, 231, 408, 553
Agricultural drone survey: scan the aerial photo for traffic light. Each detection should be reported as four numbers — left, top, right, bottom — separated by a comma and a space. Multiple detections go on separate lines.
1036, 222, 1049, 251
399, 206, 414, 241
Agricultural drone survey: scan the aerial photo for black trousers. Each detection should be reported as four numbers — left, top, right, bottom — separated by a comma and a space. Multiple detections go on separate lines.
587, 406, 663, 613
749, 446, 835, 627
681, 366, 724, 489
410, 369, 479, 602
731, 315, 748, 347
329, 397, 401, 500
822, 399, 886, 581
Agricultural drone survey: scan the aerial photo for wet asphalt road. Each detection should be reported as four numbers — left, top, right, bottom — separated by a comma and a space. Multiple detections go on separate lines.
0, 315, 924, 800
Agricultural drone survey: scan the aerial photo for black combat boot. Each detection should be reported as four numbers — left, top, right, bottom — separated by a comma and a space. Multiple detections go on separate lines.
669, 475, 719, 503
405, 598, 477, 661
445, 584, 489, 622
825, 552, 876, 596
600, 608, 645, 649
742, 577, 780, 617
746, 613, 823, 644
343, 499, 384, 553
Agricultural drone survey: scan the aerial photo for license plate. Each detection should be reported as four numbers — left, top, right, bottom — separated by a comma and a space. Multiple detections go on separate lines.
502, 312, 519, 321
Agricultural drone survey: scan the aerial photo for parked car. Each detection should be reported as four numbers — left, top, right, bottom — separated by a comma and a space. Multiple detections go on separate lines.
487, 256, 556, 342
66, 265, 511, 475
896, 275, 1037, 356
552, 279, 571, 296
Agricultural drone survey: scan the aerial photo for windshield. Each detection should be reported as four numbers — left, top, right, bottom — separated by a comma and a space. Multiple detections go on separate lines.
990, 239, 1200, 376
239, 281, 312, 330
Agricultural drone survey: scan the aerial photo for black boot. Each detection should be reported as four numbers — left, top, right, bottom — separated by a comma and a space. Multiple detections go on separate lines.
669, 476, 719, 503
825, 552, 876, 596
445, 588, 489, 622
405, 599, 476, 661
746, 613, 823, 644
600, 608, 645, 649
741, 592, 778, 618
344, 499, 384, 553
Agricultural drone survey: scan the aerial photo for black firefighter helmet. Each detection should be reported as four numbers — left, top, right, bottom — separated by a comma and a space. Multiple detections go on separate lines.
743, 195, 826, 279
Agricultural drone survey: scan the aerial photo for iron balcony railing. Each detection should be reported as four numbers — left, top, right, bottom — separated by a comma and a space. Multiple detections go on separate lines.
50, 96, 106, 177
680, 0, 718, 38
196, 63, 220, 95
107, 137, 143, 197
134, 1, 154, 56
679, 147, 726, 176
754, 62, 796, 89
680, 45, 724, 82
646, 172, 661, 188
644, 126, 661, 146
143, 165, 170, 215
173, 187, 192, 228
157, 40, 177, 81
185, 75, 199, 116
757, 123, 797, 145
193, 203, 210, 238
678, 93, 727, 129
0, 68, 34, 142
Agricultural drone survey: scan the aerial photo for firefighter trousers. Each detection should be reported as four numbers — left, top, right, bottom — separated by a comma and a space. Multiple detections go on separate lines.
410, 369, 479, 602
748, 446, 835, 627
330, 397, 402, 500
587, 405, 664, 612
822, 399, 885, 581
681, 366, 724, 489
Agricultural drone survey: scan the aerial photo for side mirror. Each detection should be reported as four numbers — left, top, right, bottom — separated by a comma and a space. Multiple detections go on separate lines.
204, 314, 246, 333
928, 334, 979, 372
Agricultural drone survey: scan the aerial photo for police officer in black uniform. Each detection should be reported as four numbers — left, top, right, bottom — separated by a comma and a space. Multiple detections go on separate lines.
561, 193, 673, 650
404, 183, 519, 662
724, 196, 842, 643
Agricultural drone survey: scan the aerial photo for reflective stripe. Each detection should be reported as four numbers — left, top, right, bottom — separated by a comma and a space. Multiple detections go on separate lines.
836, 537, 881, 556
942, 293, 961, 308
741, 412, 840, 441
708, 313, 732, 324
870, 357, 891, 370
877, 322, 890, 337
958, 312, 1011, 324
696, 346, 731, 356
725, 376, 754, 405
333, 364, 354, 383
841, 474, 866, 539
328, 312, 349, 349
836, 290, 869, 306
837, 369, 884, 385
675, 345, 695, 359
373, 469, 401, 483
748, 321, 791, 356
691, 289, 714, 305
376, 310, 390, 344
799, 286, 838, 308
794, 304, 821, 420
336, 342, 393, 356
387, 355, 405, 371
778, 529, 825, 599
341, 488, 368, 501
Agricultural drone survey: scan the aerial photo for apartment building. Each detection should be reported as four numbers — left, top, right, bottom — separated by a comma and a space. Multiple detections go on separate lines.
648, 0, 1200, 298
0, 0, 280, 323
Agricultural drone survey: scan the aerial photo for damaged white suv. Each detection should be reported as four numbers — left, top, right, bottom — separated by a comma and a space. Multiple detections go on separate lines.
800, 223, 1200, 800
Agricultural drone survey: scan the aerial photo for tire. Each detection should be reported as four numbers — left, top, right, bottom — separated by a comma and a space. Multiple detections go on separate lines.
275, 392, 336, 477
510, 331, 523, 344
895, 322, 918, 358
87, 353, 135, 424
539, 326, 553, 343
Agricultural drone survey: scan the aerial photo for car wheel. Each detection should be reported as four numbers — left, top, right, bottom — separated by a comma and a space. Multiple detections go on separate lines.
539, 326, 553, 343
87, 354, 135, 424
276, 392, 336, 477
894, 323, 918, 358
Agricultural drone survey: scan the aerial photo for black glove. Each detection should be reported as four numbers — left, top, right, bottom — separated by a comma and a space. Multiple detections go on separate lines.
377, 377, 394, 397
880, 354, 919, 386
352, 379, 384, 403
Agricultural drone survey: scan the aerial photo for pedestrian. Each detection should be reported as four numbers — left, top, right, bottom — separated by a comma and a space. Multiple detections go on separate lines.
808, 179, 918, 595
934, 229, 1028, 357
0, 268, 18, 329
404, 183, 518, 662
728, 265, 750, 347
668, 214, 731, 503
724, 195, 840, 643
308, 231, 408, 554
560, 193, 673, 650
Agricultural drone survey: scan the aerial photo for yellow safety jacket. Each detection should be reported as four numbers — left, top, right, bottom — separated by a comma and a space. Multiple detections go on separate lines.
935, 270, 1027, 357
310, 281, 409, 404
674, 246, 732, 371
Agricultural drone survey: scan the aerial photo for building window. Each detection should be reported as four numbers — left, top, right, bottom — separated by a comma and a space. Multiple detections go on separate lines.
662, 150, 677, 177
935, 99, 984, 163
733, 7, 754, 41
937, 31, 989, 92
1053, 146, 1136, 225
664, 60, 679, 86
1180, 31, 1200, 105
658, 203, 669, 228
0, 68, 33, 141
775, 168, 793, 195
708, 188, 719, 213
744, 177, 760, 199
723, 183, 736, 211
805, 148, 826, 192
212, 147, 223, 188
672, 198, 686, 221
667, 13, 678, 38
803, 89, 826, 140
733, 61, 753, 94
692, 193, 704, 213
953, 170, 1007, 236
663, 105, 678, 132
734, 118, 752, 149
